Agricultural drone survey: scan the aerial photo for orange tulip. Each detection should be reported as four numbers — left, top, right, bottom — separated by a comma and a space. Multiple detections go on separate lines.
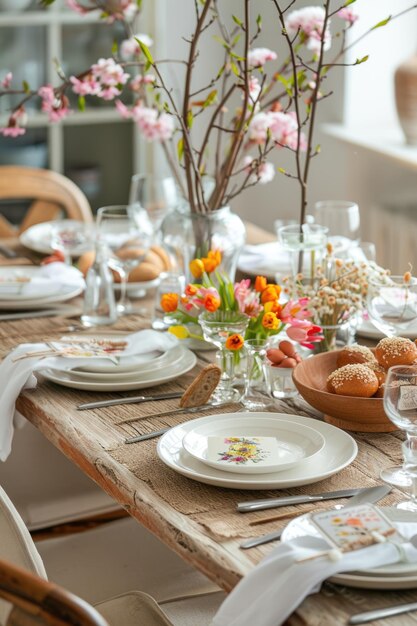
262, 311, 279, 330
254, 276, 267, 292
202, 257, 217, 273
208, 249, 222, 265
185, 283, 198, 296
261, 284, 281, 304
160, 293, 179, 313
225, 333, 244, 350
189, 258, 205, 278
263, 300, 282, 315
204, 294, 221, 312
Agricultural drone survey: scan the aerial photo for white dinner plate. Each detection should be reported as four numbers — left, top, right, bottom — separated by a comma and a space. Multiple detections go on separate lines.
76, 347, 168, 374
356, 318, 417, 340
0, 266, 83, 309
182, 417, 325, 474
69, 344, 185, 381
281, 507, 417, 589
157, 412, 358, 490
19, 220, 94, 256
39, 347, 197, 392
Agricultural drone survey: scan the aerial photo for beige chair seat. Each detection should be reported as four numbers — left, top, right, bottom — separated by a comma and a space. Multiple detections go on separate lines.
96, 591, 173, 626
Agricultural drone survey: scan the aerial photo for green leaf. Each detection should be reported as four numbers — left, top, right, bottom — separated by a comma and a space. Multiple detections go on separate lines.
177, 137, 184, 161
256, 14, 262, 28
41, 0, 55, 5
230, 51, 245, 61
354, 55, 369, 65
231, 62, 240, 77
187, 109, 193, 128
136, 0, 142, 8
344, 0, 357, 4
78, 95, 85, 112
231, 34, 241, 47
203, 89, 217, 108
22, 80, 30, 94
278, 167, 286, 174
216, 64, 226, 79
371, 16, 391, 30
111, 40, 118, 56
213, 35, 230, 50
232, 15, 243, 27
315, 144, 321, 154
136, 38, 154, 65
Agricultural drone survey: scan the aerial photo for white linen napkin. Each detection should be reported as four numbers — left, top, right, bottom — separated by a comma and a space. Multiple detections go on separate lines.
212, 520, 417, 626
0, 263, 85, 298
0, 329, 178, 461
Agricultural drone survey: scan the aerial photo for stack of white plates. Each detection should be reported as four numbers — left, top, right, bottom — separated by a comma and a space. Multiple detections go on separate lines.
19, 220, 93, 256
40, 342, 197, 392
157, 412, 358, 490
282, 507, 417, 590
0, 266, 83, 310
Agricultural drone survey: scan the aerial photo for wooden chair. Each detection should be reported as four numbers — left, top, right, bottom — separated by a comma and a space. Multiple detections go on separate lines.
0, 485, 174, 626
0, 166, 93, 238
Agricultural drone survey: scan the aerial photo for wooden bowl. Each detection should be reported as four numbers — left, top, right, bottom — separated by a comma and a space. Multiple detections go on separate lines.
292, 350, 396, 433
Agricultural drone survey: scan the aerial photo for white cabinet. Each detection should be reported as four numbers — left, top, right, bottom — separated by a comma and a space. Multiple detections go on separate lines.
0, 0, 141, 211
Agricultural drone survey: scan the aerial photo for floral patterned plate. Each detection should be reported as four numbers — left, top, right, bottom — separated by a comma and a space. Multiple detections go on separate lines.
181, 416, 324, 474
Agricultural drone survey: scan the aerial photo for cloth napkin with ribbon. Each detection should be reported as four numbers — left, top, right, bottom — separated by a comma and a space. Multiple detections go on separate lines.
0, 329, 178, 462
0, 263, 85, 297
212, 519, 417, 626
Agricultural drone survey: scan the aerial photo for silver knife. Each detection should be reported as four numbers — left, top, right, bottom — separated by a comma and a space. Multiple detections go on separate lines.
240, 485, 391, 550
349, 601, 417, 625
238, 487, 368, 513
77, 391, 184, 410
125, 427, 170, 443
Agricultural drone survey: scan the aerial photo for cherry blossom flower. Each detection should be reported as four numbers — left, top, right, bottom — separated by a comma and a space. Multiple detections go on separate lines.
132, 105, 174, 141
285, 7, 331, 54
1, 72, 12, 89
70, 75, 100, 96
89, 58, 130, 100
0, 106, 27, 137
247, 48, 278, 67
247, 112, 271, 143
243, 156, 275, 184
247, 76, 262, 104
120, 34, 154, 61
115, 99, 132, 119
337, 7, 359, 25
129, 74, 156, 91
248, 111, 306, 151
38, 85, 70, 122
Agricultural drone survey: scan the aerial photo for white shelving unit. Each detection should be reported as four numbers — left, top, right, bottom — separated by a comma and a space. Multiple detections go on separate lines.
0, 0, 142, 211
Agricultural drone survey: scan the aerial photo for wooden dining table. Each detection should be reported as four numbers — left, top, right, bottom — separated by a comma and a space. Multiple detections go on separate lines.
1, 238, 417, 625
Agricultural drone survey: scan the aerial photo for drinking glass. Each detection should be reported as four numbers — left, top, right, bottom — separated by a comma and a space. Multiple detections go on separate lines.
367, 275, 417, 338
382, 365, 417, 505
313, 200, 360, 247
96, 205, 153, 314
277, 224, 328, 276
129, 174, 178, 242
241, 339, 274, 411
199, 311, 249, 405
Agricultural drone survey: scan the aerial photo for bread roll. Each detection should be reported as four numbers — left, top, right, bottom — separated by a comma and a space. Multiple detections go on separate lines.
150, 245, 171, 271
375, 337, 417, 368
128, 262, 160, 282
336, 344, 377, 368
327, 364, 379, 398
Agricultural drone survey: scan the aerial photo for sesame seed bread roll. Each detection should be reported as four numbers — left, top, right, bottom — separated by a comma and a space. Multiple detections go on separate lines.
365, 361, 387, 386
327, 364, 379, 398
375, 337, 417, 368
336, 344, 377, 368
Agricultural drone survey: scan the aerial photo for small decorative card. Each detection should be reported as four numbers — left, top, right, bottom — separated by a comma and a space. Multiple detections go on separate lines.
207, 436, 279, 467
50, 337, 129, 360
310, 504, 404, 553
398, 385, 417, 411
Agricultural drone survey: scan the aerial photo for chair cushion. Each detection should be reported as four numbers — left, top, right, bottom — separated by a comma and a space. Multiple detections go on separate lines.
95, 591, 174, 626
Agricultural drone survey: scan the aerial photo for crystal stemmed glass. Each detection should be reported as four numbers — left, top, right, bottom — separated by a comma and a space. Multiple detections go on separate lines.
129, 174, 178, 242
367, 275, 417, 338
382, 365, 417, 506
96, 205, 153, 314
199, 310, 249, 405
313, 201, 361, 249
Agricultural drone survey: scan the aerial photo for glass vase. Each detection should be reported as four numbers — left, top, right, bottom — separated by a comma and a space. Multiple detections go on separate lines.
199, 310, 249, 405
161, 205, 246, 283
313, 320, 354, 354
241, 339, 274, 411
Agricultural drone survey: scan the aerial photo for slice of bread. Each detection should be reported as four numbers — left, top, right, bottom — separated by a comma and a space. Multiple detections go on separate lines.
180, 364, 221, 408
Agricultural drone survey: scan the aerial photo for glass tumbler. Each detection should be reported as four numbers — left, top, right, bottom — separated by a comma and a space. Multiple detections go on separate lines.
152, 272, 185, 330
241, 339, 274, 411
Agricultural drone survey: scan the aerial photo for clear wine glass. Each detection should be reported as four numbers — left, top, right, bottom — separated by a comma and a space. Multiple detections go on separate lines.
129, 174, 178, 242
313, 200, 360, 256
382, 365, 417, 508
367, 275, 417, 338
96, 205, 153, 314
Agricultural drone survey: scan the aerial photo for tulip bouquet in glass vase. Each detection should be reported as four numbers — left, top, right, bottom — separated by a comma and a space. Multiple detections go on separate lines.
1, 0, 416, 279
160, 249, 323, 403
